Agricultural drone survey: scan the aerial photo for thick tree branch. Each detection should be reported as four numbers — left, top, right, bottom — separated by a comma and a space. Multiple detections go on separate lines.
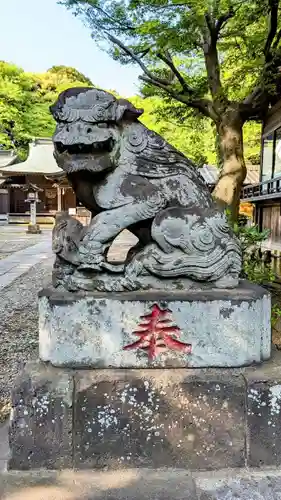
264, 0, 279, 60
273, 27, 281, 49
215, 7, 235, 36
108, 33, 197, 95
87, 5, 135, 32
108, 28, 215, 119
205, 13, 215, 39
201, 12, 225, 101
108, 34, 172, 86
139, 75, 215, 119
156, 51, 195, 93
240, 85, 269, 120
205, 6, 236, 42
243, 85, 265, 106
202, 39, 223, 100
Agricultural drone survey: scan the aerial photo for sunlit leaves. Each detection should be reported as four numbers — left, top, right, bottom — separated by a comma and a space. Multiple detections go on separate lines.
0, 62, 93, 157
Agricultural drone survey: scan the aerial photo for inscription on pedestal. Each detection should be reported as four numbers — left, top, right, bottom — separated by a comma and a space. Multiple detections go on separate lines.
123, 304, 192, 360
39, 283, 271, 369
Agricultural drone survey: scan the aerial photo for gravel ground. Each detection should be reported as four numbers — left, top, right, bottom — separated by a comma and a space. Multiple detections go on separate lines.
0, 233, 44, 258
0, 229, 136, 422
0, 257, 54, 422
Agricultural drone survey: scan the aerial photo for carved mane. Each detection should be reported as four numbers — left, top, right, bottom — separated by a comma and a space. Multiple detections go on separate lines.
50, 87, 144, 123
122, 122, 207, 188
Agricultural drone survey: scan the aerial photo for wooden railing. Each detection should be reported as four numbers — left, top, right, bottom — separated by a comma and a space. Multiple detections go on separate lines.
241, 178, 281, 200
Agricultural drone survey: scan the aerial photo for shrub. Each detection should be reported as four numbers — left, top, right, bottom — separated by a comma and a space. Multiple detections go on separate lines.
225, 210, 275, 284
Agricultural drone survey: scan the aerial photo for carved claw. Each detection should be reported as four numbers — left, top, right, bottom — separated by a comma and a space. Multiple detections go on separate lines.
79, 241, 107, 256
100, 262, 125, 273
78, 239, 111, 270
77, 263, 104, 272
77, 250, 105, 271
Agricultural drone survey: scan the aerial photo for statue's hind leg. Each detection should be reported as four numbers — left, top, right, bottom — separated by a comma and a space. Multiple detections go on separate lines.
124, 206, 241, 288
125, 221, 153, 263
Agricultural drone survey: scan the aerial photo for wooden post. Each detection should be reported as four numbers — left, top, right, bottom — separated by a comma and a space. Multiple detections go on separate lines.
57, 186, 62, 213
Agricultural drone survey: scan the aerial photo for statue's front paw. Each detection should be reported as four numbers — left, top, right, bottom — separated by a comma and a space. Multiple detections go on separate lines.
78, 255, 104, 271
77, 242, 105, 271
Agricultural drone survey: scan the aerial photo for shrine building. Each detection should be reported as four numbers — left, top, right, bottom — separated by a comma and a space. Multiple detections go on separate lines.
0, 138, 90, 225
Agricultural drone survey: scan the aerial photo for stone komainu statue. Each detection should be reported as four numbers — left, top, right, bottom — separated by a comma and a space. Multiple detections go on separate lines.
50, 87, 241, 292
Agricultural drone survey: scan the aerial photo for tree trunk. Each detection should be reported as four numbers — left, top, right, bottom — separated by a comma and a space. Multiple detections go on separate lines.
212, 111, 246, 222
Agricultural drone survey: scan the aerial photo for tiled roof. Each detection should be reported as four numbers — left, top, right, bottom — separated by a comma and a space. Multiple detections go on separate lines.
0, 149, 17, 169
199, 164, 259, 186
0, 138, 62, 176
0, 150, 18, 186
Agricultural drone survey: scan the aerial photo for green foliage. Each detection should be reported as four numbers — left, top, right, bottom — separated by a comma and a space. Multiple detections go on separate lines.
242, 258, 275, 285
0, 59, 262, 167
0, 61, 226, 166
60, 0, 281, 103
60, 0, 271, 193
47, 65, 93, 85
243, 122, 262, 165
224, 208, 274, 283
233, 223, 270, 253
272, 304, 281, 328
0, 62, 36, 154
0, 62, 93, 158
232, 221, 274, 284
141, 96, 261, 166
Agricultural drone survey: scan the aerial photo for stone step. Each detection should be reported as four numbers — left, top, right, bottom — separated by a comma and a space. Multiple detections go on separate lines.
8, 351, 281, 472
1, 468, 281, 500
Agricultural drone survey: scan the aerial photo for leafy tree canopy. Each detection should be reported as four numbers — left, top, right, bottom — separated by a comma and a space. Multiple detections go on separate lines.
0, 60, 261, 167
0, 62, 93, 157
60, 0, 281, 218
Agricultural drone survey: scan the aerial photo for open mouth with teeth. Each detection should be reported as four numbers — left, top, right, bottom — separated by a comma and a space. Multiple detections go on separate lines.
53, 137, 116, 174
55, 137, 115, 155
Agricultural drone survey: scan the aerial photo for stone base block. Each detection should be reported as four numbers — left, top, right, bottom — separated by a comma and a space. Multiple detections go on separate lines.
39, 281, 271, 368
245, 359, 281, 468
9, 361, 246, 471
10, 356, 281, 471
9, 362, 73, 470
27, 224, 41, 234
73, 369, 245, 470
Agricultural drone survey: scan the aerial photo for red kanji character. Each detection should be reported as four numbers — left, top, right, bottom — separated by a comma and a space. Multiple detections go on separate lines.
123, 304, 192, 360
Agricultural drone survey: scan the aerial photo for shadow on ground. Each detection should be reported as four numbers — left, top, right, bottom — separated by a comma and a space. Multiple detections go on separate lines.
2, 469, 281, 499
0, 469, 197, 500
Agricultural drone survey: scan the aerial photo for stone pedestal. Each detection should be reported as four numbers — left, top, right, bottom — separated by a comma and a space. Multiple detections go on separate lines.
9, 353, 281, 471
39, 281, 271, 369
8, 281, 273, 471
9, 362, 73, 470
9, 361, 246, 471
27, 223, 41, 234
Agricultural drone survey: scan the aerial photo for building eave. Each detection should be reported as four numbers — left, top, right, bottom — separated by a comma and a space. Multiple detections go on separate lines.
0, 149, 18, 169
199, 164, 259, 186
0, 138, 62, 176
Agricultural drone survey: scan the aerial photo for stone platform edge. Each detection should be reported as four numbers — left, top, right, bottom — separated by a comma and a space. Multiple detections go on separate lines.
8, 350, 281, 471
39, 281, 269, 304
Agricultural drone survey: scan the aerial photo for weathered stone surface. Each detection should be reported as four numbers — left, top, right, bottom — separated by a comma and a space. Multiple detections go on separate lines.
8, 362, 73, 470
247, 377, 281, 467
26, 223, 41, 234
39, 282, 271, 368
0, 469, 198, 500
50, 87, 241, 292
196, 475, 281, 500
73, 370, 245, 470
3, 469, 281, 499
